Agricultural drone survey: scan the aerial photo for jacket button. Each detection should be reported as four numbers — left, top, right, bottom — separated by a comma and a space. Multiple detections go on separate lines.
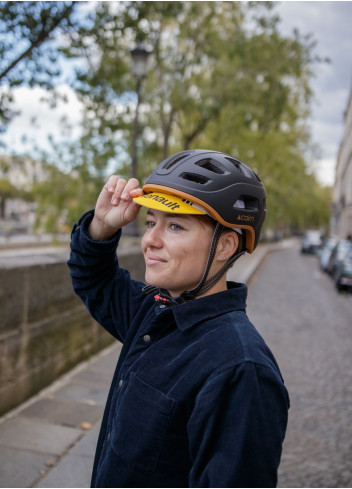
107, 432, 111, 440
143, 334, 151, 343
118, 379, 123, 388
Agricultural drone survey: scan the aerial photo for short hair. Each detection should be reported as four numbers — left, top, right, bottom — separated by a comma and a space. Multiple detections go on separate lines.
196, 214, 245, 262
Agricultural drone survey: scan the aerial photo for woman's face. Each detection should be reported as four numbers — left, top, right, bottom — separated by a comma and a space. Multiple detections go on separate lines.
141, 209, 215, 297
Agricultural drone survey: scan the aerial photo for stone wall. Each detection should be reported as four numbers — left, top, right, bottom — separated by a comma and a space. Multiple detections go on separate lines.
0, 248, 145, 416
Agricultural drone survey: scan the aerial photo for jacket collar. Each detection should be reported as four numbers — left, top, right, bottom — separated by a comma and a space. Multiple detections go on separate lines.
170, 282, 247, 332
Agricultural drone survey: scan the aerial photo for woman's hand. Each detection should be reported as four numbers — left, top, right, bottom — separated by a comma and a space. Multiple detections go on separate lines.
89, 176, 144, 240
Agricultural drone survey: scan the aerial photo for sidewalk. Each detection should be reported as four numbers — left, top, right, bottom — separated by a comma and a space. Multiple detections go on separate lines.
0, 239, 294, 488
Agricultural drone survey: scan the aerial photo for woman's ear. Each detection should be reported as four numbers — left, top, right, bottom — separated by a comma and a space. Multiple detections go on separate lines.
217, 231, 239, 262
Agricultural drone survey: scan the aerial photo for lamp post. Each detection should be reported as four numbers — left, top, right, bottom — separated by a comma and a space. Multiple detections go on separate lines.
130, 42, 151, 181
124, 42, 150, 237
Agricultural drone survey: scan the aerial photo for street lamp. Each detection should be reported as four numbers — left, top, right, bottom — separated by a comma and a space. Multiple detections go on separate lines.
130, 41, 151, 182
124, 42, 151, 237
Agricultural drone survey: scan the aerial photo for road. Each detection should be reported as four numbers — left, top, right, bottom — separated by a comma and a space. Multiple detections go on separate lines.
245, 242, 352, 488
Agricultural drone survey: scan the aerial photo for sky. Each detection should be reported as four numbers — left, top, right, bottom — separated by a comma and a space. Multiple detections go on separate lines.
275, 1, 352, 186
1, 1, 352, 187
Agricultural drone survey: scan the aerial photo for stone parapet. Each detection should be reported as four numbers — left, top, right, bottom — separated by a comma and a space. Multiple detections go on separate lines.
0, 247, 145, 416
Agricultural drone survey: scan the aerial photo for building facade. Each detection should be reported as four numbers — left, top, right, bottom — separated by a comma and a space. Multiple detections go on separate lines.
332, 90, 352, 239
0, 156, 47, 233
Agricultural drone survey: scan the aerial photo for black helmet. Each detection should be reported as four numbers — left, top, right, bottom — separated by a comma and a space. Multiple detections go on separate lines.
142, 149, 267, 253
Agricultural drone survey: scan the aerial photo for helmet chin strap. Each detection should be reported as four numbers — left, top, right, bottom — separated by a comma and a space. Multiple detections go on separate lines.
143, 223, 245, 306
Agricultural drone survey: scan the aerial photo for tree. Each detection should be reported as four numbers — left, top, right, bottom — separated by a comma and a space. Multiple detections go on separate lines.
61, 2, 319, 163
31, 138, 105, 233
56, 1, 329, 234
1, 1, 330, 234
0, 178, 17, 218
0, 1, 78, 131
0, 156, 35, 220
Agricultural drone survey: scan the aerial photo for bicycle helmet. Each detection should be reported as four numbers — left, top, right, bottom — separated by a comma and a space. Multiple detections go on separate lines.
134, 149, 267, 253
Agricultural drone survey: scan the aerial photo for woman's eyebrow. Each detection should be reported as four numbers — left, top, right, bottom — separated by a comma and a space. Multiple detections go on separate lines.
165, 213, 189, 219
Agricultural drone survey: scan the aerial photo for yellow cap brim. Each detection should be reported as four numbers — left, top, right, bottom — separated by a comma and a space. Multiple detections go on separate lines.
133, 192, 207, 215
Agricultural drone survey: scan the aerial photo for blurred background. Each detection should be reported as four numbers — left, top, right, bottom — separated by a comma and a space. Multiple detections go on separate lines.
1, 0, 351, 239
0, 2, 352, 488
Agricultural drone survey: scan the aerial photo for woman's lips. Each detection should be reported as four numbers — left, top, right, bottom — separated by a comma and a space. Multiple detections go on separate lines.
145, 254, 167, 266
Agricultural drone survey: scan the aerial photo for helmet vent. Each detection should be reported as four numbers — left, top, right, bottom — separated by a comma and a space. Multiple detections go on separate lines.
241, 196, 259, 210
225, 157, 252, 178
180, 172, 210, 184
195, 158, 227, 174
163, 152, 191, 170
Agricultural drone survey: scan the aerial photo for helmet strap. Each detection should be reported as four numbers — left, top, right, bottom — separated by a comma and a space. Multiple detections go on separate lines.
178, 222, 224, 301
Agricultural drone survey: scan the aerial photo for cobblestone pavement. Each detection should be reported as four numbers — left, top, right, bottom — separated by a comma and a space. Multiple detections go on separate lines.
245, 243, 352, 488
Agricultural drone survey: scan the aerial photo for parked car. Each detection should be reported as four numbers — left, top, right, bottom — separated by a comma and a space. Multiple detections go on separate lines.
326, 240, 352, 276
300, 230, 322, 254
333, 249, 352, 292
319, 238, 338, 272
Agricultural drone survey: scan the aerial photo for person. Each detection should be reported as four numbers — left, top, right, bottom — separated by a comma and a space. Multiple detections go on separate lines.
68, 149, 289, 488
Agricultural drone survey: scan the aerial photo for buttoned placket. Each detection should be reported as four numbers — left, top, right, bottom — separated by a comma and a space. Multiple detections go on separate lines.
105, 375, 125, 443
119, 304, 172, 379
139, 306, 169, 347
104, 305, 172, 446
143, 334, 151, 343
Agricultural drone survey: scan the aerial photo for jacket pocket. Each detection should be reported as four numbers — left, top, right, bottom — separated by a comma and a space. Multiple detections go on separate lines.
111, 372, 175, 473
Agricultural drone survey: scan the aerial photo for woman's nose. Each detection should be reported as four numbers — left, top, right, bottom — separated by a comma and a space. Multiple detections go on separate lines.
143, 224, 163, 248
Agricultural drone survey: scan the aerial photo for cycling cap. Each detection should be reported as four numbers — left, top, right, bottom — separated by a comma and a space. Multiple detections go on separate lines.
134, 149, 267, 253
133, 191, 207, 215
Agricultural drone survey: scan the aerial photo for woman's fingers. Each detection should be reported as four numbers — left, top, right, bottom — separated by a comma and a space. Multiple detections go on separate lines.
120, 178, 140, 202
130, 187, 144, 198
110, 178, 126, 205
104, 176, 141, 206
97, 176, 143, 229
105, 175, 119, 193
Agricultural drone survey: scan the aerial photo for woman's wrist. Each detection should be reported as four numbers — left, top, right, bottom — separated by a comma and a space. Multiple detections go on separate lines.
88, 216, 119, 241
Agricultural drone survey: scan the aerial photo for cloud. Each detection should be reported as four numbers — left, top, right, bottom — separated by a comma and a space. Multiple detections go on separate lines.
312, 157, 336, 187
276, 1, 352, 185
0, 84, 83, 153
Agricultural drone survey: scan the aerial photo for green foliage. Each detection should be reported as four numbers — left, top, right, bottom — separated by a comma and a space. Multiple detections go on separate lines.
0, 177, 17, 198
1, 1, 332, 234
31, 140, 105, 233
0, 175, 32, 219
0, 1, 77, 131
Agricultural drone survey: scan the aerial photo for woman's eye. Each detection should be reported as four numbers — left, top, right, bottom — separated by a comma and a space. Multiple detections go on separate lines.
170, 223, 183, 231
146, 220, 156, 228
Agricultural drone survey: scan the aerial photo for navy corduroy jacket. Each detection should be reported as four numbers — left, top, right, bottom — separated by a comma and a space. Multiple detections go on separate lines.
67, 211, 289, 488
